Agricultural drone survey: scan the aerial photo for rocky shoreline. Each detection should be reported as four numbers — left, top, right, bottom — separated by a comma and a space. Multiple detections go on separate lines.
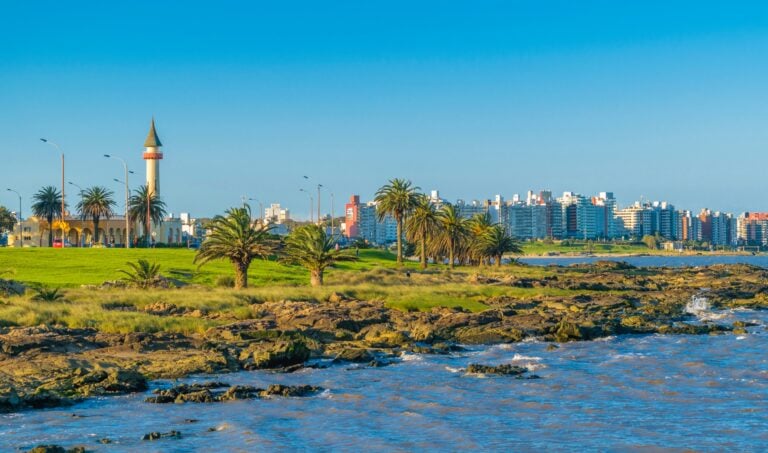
2, 261, 767, 414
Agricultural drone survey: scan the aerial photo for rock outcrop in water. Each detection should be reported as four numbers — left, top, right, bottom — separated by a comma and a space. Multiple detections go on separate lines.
1, 262, 765, 412
145, 382, 322, 404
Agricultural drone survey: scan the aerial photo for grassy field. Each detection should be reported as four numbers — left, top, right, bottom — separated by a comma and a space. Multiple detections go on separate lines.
0, 247, 420, 288
0, 247, 574, 333
521, 241, 656, 256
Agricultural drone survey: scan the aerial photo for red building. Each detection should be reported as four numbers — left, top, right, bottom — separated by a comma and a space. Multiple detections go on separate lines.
344, 195, 361, 238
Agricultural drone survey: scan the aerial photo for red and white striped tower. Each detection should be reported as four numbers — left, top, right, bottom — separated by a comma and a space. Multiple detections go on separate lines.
143, 118, 163, 198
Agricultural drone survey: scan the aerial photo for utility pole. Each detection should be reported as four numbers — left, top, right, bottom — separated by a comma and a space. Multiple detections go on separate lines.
104, 154, 131, 248
6, 189, 21, 247
40, 138, 65, 245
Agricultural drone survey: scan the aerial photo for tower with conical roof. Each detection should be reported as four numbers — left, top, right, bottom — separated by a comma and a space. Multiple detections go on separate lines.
143, 118, 163, 198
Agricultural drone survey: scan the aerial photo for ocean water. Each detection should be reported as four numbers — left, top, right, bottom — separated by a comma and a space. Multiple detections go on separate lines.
2, 309, 767, 452
520, 254, 768, 268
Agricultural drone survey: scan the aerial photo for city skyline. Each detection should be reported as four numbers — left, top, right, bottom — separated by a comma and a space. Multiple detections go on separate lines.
3, 2, 768, 216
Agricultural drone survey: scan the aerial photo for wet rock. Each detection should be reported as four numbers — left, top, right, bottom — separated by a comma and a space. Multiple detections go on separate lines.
238, 339, 310, 370
259, 384, 322, 397
466, 364, 528, 376
361, 326, 410, 348
552, 320, 585, 343
147, 382, 229, 403
75, 369, 148, 396
27, 447, 86, 453
218, 385, 262, 401
332, 348, 375, 363
142, 430, 181, 440
146, 382, 322, 403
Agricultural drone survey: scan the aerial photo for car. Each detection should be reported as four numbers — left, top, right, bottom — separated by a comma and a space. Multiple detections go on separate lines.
53, 239, 64, 248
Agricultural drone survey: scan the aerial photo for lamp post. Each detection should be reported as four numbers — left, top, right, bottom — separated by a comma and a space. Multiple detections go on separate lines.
299, 188, 313, 223
248, 198, 264, 224
104, 154, 131, 248
303, 176, 323, 225
67, 181, 84, 247
6, 188, 22, 248
40, 138, 65, 243
330, 192, 335, 239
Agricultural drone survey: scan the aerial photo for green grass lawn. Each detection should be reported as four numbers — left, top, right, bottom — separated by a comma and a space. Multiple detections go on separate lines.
0, 247, 418, 288
0, 247, 601, 333
521, 240, 656, 256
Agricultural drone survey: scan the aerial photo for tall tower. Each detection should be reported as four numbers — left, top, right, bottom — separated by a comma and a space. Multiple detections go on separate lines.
143, 118, 163, 198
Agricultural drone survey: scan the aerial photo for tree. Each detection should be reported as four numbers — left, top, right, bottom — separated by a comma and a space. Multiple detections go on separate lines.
479, 225, 522, 267
0, 206, 16, 233
642, 235, 658, 250
467, 213, 494, 265
119, 259, 162, 288
194, 205, 277, 289
405, 195, 439, 269
128, 184, 167, 246
31, 186, 63, 247
374, 178, 420, 265
283, 224, 356, 286
436, 204, 469, 269
77, 186, 116, 244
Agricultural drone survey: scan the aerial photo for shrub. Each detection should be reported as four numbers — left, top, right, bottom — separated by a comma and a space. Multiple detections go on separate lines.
119, 259, 162, 289
215, 275, 235, 288
30, 287, 66, 302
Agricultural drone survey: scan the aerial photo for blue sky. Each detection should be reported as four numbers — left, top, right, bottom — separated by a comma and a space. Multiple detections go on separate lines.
2, 1, 768, 218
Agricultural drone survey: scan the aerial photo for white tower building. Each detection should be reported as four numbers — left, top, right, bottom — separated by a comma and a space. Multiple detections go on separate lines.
143, 118, 163, 198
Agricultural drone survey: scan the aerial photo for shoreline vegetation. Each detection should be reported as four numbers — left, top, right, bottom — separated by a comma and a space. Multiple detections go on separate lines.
1, 247, 767, 416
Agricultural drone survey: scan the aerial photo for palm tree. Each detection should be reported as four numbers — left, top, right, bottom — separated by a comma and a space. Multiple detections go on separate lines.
283, 224, 356, 286
194, 205, 277, 289
405, 195, 439, 269
436, 204, 468, 270
0, 206, 16, 233
374, 178, 420, 265
31, 186, 63, 247
77, 186, 116, 245
479, 224, 522, 267
128, 184, 167, 246
119, 259, 162, 288
467, 213, 494, 265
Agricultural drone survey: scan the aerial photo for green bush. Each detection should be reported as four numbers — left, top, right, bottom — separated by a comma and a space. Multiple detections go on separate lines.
215, 275, 235, 288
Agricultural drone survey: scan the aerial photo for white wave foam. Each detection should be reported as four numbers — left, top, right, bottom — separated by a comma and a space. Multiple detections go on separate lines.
444, 366, 462, 373
511, 353, 542, 361
736, 335, 747, 340
400, 353, 423, 362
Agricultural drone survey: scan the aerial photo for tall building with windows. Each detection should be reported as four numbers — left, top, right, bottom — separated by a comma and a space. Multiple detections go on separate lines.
737, 212, 768, 246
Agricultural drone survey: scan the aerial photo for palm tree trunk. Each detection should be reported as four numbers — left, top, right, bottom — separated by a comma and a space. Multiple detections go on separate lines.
396, 218, 403, 265
420, 230, 427, 269
449, 239, 455, 270
233, 261, 249, 289
310, 269, 323, 287
47, 215, 53, 247
93, 216, 100, 244
496, 254, 502, 267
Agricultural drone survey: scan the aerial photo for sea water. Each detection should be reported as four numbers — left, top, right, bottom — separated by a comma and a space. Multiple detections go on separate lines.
2, 309, 767, 452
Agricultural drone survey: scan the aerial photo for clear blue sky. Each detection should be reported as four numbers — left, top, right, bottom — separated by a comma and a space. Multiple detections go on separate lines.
2, 1, 768, 218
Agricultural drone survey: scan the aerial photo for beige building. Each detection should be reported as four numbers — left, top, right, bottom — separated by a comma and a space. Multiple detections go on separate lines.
9, 215, 182, 248
8, 119, 183, 247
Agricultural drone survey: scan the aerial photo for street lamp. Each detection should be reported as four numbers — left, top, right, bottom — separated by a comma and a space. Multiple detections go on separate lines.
67, 182, 84, 248
6, 188, 22, 247
299, 188, 313, 223
303, 176, 323, 225
248, 198, 264, 224
40, 138, 65, 244
104, 154, 131, 248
